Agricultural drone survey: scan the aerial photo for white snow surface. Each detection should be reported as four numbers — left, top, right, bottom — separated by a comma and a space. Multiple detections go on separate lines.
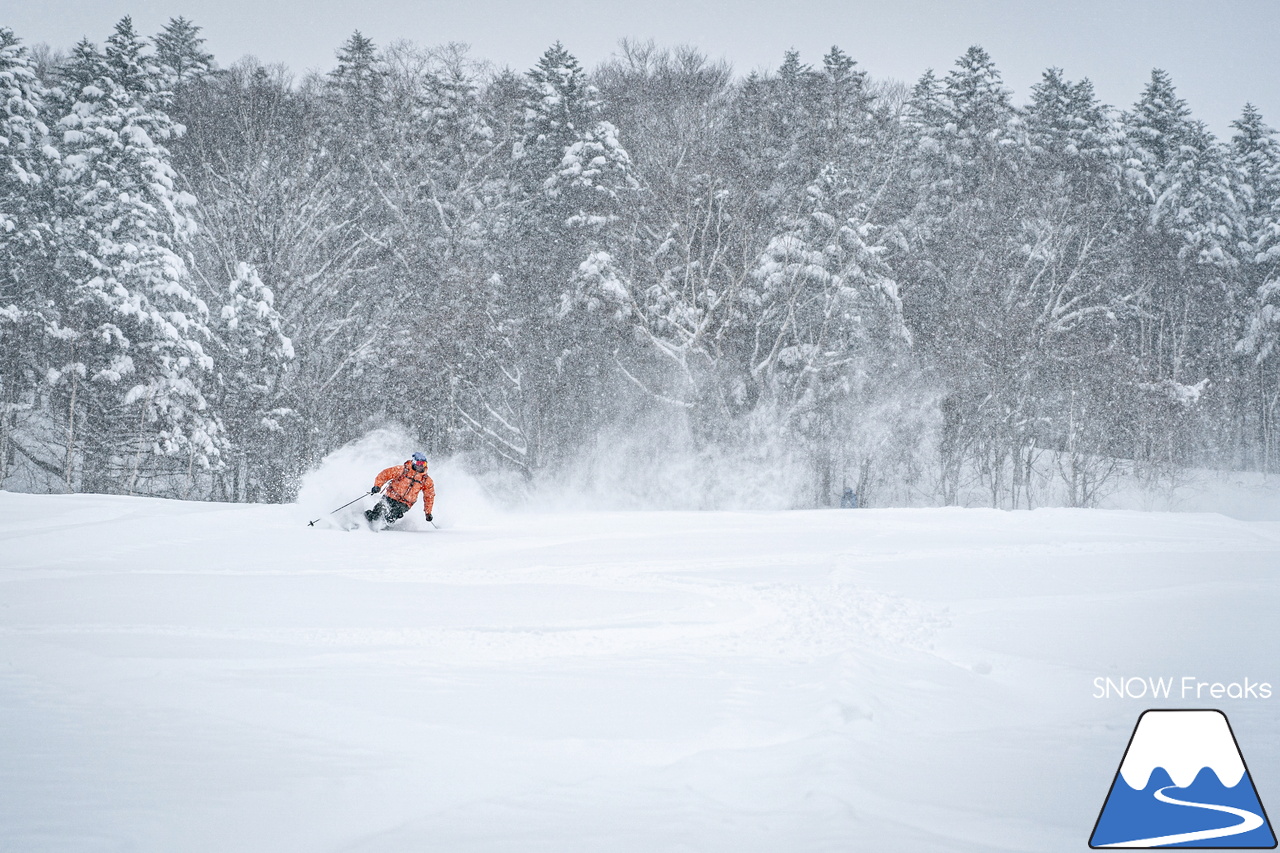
3, 481, 1280, 851
1118, 710, 1246, 790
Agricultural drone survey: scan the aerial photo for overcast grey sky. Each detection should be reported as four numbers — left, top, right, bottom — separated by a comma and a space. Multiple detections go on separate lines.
6, 0, 1277, 139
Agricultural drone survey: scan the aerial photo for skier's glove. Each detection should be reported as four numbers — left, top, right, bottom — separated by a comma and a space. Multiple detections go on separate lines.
371, 485, 380, 494
425, 513, 433, 522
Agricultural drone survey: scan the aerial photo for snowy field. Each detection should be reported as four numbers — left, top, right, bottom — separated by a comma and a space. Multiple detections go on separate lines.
2, 487, 1279, 851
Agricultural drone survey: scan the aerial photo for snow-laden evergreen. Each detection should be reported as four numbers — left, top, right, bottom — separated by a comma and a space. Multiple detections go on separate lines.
152, 16, 215, 89
26, 20, 221, 494
0, 28, 54, 486
3, 23, 1280, 507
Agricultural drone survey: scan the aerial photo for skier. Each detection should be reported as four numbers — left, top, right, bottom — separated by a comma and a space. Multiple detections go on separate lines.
365, 451, 435, 528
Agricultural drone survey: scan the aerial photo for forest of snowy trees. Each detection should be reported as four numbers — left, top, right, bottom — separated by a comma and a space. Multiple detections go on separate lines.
2, 17, 1279, 508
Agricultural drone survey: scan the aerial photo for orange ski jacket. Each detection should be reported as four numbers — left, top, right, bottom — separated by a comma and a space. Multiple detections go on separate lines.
374, 461, 435, 516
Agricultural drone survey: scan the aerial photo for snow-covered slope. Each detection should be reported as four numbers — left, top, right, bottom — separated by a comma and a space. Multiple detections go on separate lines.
2, 491, 1278, 852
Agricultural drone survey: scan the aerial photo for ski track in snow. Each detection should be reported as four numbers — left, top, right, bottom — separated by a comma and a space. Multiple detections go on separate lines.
1100, 785, 1265, 847
1, 493, 1278, 852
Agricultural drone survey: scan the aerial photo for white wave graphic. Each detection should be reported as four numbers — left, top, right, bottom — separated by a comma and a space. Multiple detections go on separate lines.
1098, 784, 1264, 848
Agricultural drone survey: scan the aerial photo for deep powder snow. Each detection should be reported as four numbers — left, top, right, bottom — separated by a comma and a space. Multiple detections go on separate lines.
1, 487, 1278, 852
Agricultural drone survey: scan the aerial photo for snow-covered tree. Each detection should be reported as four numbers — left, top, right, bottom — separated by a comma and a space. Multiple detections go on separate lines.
747, 166, 908, 499
153, 16, 214, 87
6, 25, 1279, 507
442, 42, 634, 477
206, 262, 294, 500
44, 19, 221, 493
1123, 69, 1245, 468
1232, 104, 1280, 470
590, 43, 739, 413
0, 27, 56, 486
1022, 69, 1138, 503
895, 47, 1031, 503
326, 30, 388, 143
517, 41, 633, 235
366, 43, 516, 472
1233, 104, 1280, 356
182, 57, 377, 493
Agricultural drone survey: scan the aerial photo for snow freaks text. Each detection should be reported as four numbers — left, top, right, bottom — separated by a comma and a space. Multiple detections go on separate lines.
1093, 677, 1274, 700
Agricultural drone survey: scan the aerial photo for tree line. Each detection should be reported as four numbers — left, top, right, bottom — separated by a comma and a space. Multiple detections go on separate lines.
1, 18, 1278, 507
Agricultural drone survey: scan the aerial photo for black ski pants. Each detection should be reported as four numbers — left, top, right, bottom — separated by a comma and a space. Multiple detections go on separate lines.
366, 497, 410, 524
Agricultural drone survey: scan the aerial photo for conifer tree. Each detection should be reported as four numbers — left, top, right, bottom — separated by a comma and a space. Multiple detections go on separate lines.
5, 24, 1278, 504
1123, 70, 1243, 469
749, 164, 907, 498
1023, 69, 1137, 501
329, 31, 386, 120
448, 42, 633, 476
153, 16, 214, 86
47, 19, 221, 493
895, 48, 1030, 503
0, 27, 54, 485
1233, 105, 1280, 469
518, 41, 633, 229
207, 262, 294, 500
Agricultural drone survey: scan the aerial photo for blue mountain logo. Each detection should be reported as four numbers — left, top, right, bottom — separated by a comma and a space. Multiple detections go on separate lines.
1091, 709, 1276, 848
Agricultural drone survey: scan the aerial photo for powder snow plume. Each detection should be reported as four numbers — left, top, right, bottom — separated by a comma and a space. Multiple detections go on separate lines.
295, 428, 499, 529
524, 406, 818, 511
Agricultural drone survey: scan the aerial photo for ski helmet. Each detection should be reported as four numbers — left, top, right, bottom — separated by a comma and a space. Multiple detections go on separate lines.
410, 451, 427, 472
411, 451, 427, 462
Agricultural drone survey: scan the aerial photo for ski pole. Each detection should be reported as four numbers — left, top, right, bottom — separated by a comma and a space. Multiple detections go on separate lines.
307, 490, 376, 526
